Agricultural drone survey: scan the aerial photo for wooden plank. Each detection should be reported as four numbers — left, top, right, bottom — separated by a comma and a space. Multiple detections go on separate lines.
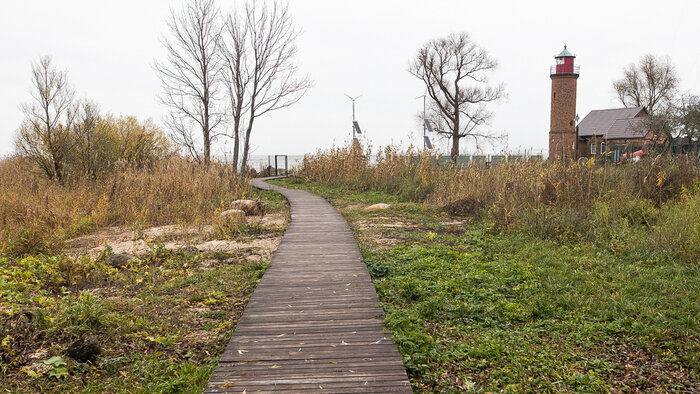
205, 177, 411, 393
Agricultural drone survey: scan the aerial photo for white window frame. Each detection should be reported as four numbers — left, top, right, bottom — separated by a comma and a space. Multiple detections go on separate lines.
590, 142, 596, 155
600, 142, 605, 154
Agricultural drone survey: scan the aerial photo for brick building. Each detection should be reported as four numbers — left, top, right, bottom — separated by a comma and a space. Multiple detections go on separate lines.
548, 45, 660, 162
576, 107, 657, 162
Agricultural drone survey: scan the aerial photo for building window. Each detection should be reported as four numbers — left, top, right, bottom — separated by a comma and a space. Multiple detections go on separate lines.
590, 142, 596, 155
600, 142, 605, 154
570, 120, 573, 126
553, 92, 556, 99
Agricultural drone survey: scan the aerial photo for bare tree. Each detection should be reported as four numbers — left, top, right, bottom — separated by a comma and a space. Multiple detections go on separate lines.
613, 54, 679, 116
409, 33, 504, 163
231, 1, 311, 173
219, 10, 250, 173
613, 54, 680, 151
15, 56, 78, 182
72, 99, 102, 178
155, 0, 224, 165
677, 94, 700, 152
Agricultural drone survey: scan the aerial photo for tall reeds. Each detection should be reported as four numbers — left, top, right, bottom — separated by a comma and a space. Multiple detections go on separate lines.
296, 144, 700, 262
0, 155, 248, 255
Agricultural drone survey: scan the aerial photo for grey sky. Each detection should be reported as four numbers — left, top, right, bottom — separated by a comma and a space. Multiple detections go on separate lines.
1, 0, 699, 158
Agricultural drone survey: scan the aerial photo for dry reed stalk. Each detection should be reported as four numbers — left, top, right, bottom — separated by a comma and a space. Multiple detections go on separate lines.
0, 155, 248, 255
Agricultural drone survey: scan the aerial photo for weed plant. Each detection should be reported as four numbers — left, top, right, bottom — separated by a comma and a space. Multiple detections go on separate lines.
0, 247, 269, 392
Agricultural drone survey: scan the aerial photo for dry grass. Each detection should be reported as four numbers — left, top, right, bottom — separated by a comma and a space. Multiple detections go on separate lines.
0, 155, 250, 256
296, 144, 700, 263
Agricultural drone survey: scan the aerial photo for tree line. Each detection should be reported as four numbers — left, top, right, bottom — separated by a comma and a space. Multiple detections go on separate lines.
13, 1, 697, 176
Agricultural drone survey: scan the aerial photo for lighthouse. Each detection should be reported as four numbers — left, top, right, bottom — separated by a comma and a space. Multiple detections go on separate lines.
549, 45, 579, 161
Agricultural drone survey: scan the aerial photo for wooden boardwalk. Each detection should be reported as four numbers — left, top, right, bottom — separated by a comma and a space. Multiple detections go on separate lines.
205, 178, 411, 393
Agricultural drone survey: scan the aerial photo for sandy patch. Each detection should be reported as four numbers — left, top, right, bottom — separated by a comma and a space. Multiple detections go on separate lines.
64, 213, 288, 258
256, 213, 288, 228
183, 238, 281, 254
439, 220, 468, 226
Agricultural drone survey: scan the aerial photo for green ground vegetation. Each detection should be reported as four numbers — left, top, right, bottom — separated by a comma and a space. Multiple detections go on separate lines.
271, 176, 699, 393
0, 188, 287, 393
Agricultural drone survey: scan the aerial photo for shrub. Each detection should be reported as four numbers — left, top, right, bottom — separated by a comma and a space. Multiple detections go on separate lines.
653, 194, 700, 263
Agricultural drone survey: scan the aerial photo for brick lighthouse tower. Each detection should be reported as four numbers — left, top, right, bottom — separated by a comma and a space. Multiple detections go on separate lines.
549, 45, 579, 161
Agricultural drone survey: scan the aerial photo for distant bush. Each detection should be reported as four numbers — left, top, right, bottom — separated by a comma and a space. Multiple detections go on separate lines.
67, 115, 173, 177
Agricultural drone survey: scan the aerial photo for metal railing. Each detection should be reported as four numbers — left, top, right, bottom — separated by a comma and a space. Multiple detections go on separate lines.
550, 65, 580, 75
266, 155, 289, 177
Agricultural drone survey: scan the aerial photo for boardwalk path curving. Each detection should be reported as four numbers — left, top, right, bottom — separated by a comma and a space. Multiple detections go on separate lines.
205, 177, 411, 393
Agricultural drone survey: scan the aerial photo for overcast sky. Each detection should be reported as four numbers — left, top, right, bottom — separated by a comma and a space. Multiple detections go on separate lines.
1, 0, 699, 158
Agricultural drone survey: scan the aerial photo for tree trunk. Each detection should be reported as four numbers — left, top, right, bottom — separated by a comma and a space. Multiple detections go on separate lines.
203, 87, 211, 165
451, 134, 460, 164
53, 154, 63, 183
231, 98, 242, 173
203, 136, 210, 165
232, 122, 240, 173
240, 116, 255, 174
451, 107, 460, 163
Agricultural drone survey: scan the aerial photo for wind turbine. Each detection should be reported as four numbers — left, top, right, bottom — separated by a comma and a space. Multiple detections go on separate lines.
344, 93, 363, 142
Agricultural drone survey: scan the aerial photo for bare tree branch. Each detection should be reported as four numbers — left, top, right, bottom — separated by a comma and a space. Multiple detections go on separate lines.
235, 1, 311, 173
220, 9, 251, 173
613, 54, 678, 116
155, 0, 224, 165
409, 33, 504, 162
15, 56, 78, 182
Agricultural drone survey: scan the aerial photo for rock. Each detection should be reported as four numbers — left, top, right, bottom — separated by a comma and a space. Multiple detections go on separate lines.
108, 253, 136, 268
230, 199, 261, 216
364, 203, 392, 211
180, 245, 199, 254
220, 209, 245, 222
64, 335, 100, 363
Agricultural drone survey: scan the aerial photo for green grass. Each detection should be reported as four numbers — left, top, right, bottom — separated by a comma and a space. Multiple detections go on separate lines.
0, 249, 267, 393
0, 188, 286, 393
272, 177, 699, 392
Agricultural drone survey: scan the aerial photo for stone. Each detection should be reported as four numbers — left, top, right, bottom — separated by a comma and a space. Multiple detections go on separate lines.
64, 335, 100, 363
364, 203, 392, 211
107, 253, 136, 268
220, 209, 245, 222
230, 199, 261, 216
